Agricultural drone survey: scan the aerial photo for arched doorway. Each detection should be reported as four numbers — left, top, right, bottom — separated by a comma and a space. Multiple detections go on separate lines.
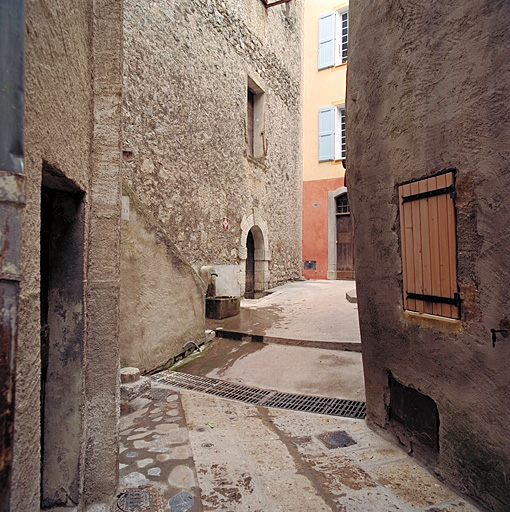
327, 186, 355, 280
245, 230, 255, 298
239, 210, 270, 298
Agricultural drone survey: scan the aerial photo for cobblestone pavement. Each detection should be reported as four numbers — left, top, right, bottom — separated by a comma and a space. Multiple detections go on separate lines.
114, 381, 482, 512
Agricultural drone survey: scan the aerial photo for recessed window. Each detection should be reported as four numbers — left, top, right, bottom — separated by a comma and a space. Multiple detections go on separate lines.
247, 78, 265, 160
318, 105, 345, 162
318, 9, 349, 70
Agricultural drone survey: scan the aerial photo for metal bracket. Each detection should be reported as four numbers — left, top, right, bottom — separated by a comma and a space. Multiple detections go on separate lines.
406, 292, 461, 307
261, 0, 292, 6
402, 185, 456, 204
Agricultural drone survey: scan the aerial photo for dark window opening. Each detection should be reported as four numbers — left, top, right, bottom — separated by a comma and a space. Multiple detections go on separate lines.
247, 90, 254, 157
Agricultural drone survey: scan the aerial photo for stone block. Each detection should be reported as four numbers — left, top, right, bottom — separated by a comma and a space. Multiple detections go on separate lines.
120, 367, 140, 383
120, 376, 151, 402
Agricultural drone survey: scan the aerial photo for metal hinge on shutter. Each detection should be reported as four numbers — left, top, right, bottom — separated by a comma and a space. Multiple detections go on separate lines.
406, 292, 461, 307
401, 184, 456, 204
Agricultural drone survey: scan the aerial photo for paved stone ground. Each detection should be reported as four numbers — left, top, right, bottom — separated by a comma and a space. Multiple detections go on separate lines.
114, 381, 482, 512
116, 387, 202, 512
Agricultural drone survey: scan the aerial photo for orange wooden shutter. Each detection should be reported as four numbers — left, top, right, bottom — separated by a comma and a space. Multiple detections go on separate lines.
399, 171, 459, 319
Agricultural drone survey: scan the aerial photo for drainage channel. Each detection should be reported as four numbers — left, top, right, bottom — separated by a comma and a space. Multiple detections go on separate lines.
152, 370, 366, 420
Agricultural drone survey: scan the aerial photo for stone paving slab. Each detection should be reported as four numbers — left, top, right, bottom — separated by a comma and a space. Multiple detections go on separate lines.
114, 384, 481, 512
179, 390, 482, 512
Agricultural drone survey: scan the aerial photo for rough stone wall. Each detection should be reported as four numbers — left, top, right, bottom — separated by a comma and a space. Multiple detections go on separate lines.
347, 1, 510, 510
122, 0, 303, 292
15, 0, 123, 509
120, 183, 205, 374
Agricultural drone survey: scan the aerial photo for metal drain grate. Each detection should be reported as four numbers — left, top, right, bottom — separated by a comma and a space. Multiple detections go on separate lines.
152, 371, 366, 419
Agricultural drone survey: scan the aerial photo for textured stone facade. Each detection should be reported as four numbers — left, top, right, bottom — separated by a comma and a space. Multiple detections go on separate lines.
12, 0, 123, 509
347, 1, 510, 510
122, 0, 303, 298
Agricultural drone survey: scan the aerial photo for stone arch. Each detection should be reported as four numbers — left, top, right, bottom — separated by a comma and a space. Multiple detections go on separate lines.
327, 185, 348, 279
239, 209, 270, 297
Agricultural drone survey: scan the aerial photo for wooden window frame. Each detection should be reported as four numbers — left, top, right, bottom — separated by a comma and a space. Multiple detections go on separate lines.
399, 170, 460, 319
335, 8, 349, 66
247, 78, 265, 160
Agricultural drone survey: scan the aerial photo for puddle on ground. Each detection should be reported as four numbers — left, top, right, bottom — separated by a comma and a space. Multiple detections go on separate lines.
206, 305, 284, 334
174, 337, 267, 379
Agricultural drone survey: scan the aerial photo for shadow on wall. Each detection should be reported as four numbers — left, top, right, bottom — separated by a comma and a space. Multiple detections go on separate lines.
119, 181, 205, 374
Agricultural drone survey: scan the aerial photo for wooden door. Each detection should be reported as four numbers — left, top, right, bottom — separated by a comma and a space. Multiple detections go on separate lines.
336, 194, 354, 279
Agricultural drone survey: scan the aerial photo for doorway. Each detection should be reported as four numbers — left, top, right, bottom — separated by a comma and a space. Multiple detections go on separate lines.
335, 193, 355, 279
245, 230, 255, 298
40, 170, 85, 508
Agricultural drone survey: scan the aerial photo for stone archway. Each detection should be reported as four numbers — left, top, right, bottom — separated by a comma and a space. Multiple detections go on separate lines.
239, 210, 271, 298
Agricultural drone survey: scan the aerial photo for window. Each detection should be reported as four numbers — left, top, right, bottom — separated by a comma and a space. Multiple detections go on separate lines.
336, 194, 350, 215
318, 9, 349, 70
318, 105, 345, 162
247, 78, 265, 160
398, 170, 459, 319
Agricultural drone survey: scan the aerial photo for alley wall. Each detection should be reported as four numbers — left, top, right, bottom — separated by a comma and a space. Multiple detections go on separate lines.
14, 0, 123, 509
347, 1, 510, 510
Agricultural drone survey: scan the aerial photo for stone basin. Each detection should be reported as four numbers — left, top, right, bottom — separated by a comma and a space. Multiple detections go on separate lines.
206, 296, 240, 319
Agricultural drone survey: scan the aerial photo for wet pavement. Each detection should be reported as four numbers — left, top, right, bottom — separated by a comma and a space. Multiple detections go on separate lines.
113, 280, 483, 512
206, 280, 361, 350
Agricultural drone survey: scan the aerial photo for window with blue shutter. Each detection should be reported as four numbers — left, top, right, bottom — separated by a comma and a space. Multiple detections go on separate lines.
319, 107, 335, 161
318, 13, 335, 70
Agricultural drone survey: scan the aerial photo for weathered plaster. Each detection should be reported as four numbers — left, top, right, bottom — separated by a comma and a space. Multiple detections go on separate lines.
120, 186, 205, 374
347, 1, 510, 510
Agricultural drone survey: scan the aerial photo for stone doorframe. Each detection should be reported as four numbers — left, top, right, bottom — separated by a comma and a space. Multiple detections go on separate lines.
239, 209, 271, 297
327, 186, 348, 280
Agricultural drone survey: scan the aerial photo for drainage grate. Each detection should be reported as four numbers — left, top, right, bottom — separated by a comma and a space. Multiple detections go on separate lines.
116, 486, 164, 512
152, 371, 366, 420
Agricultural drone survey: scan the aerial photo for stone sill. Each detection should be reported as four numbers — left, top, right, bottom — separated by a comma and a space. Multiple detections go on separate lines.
403, 310, 462, 333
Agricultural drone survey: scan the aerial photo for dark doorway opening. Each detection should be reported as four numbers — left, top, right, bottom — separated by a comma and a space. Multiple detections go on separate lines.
40, 166, 85, 508
245, 230, 255, 298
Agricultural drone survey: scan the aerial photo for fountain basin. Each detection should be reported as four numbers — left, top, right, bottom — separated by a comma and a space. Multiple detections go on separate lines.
206, 296, 240, 319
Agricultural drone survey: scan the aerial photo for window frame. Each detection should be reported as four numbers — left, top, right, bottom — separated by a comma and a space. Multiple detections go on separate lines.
335, 8, 349, 67
247, 77, 265, 161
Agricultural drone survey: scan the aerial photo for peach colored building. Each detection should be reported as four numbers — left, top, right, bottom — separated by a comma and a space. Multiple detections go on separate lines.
302, 0, 351, 280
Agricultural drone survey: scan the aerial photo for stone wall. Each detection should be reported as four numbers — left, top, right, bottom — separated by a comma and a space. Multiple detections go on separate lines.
122, 0, 303, 297
120, 183, 205, 374
347, 1, 510, 510
14, 0, 123, 509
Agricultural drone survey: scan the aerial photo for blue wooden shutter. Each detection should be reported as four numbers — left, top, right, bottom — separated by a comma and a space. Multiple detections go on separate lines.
318, 12, 335, 70
319, 107, 335, 161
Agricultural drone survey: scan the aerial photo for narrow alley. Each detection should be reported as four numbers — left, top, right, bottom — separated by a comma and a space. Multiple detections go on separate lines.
117, 281, 481, 512
3, 1, 509, 511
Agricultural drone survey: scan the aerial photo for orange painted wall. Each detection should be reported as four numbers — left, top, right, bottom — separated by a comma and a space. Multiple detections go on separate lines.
302, 177, 344, 279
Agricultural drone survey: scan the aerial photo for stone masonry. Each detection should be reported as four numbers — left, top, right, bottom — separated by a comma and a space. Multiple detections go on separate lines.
122, 0, 303, 296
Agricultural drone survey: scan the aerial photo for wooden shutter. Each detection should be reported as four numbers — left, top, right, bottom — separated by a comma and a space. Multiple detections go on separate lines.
318, 106, 335, 161
318, 12, 335, 70
399, 171, 459, 319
